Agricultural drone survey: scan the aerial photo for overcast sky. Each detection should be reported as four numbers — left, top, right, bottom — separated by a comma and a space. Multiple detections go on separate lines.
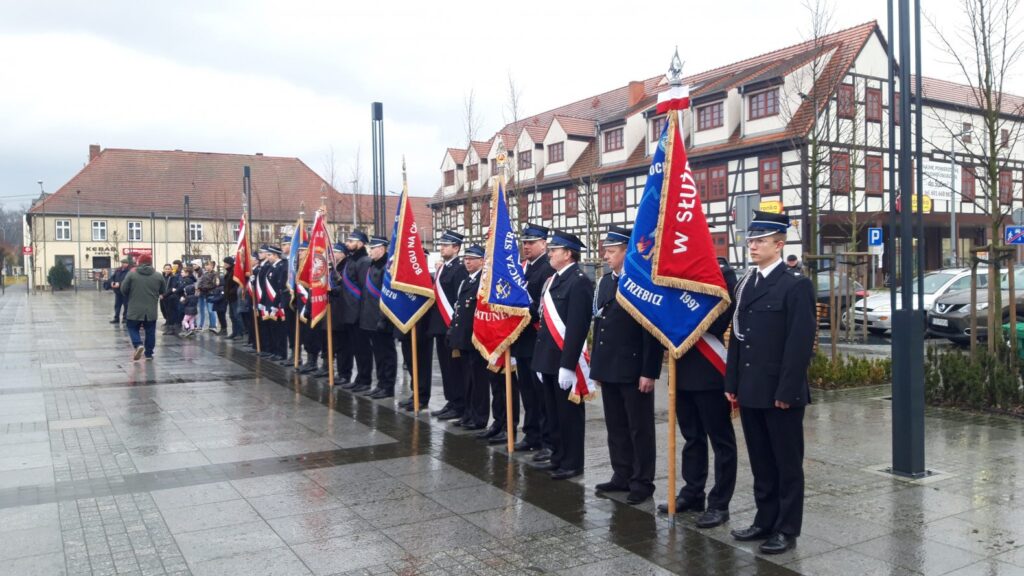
0, 0, 1018, 211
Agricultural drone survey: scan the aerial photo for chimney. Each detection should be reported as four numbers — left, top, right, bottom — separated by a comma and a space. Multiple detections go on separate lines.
628, 81, 645, 107
89, 144, 101, 162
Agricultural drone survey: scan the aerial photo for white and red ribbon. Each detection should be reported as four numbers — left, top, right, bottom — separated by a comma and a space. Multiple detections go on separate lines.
433, 264, 455, 327
695, 333, 727, 376
541, 287, 594, 403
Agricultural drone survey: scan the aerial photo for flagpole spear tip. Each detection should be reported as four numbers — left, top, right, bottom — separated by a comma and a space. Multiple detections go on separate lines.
668, 48, 685, 87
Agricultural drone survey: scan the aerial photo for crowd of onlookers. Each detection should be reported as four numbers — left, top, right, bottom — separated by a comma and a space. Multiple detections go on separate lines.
107, 256, 246, 339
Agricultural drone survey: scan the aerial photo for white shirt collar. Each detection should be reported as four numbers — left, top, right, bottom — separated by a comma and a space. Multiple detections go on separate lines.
555, 262, 576, 277
757, 257, 784, 278
469, 270, 481, 281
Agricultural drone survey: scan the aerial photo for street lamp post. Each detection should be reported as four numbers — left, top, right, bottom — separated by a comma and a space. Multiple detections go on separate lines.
948, 126, 971, 266
76, 190, 81, 293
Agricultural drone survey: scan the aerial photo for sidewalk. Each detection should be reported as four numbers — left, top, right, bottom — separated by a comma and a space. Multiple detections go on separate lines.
1, 290, 1023, 575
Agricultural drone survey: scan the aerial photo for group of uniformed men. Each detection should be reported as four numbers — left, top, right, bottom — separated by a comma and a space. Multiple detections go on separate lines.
237, 210, 815, 556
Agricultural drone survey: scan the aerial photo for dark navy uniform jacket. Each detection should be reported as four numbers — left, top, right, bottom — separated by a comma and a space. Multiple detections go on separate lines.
532, 262, 594, 376
358, 257, 389, 333
589, 271, 664, 384
427, 256, 468, 337
340, 248, 369, 326
676, 266, 737, 392
724, 263, 816, 408
512, 254, 555, 357
446, 272, 481, 352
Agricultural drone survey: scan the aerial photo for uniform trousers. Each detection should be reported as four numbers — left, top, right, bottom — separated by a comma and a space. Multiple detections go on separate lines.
436, 336, 464, 414
334, 326, 354, 379
270, 318, 289, 358
601, 381, 656, 496
351, 326, 375, 386
514, 353, 547, 448
540, 374, 585, 473
284, 307, 297, 355
459, 353, 489, 427
241, 309, 254, 345
302, 324, 321, 364
258, 315, 270, 352
677, 390, 737, 510
400, 332, 433, 401
488, 370, 519, 433
739, 406, 805, 537
368, 331, 397, 391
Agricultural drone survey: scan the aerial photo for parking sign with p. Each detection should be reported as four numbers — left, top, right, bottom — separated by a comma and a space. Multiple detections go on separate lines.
868, 227, 883, 247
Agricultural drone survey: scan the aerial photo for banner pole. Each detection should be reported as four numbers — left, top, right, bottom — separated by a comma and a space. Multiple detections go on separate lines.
326, 302, 335, 387
505, 349, 514, 454
667, 359, 678, 520
412, 324, 420, 412
294, 308, 302, 369
252, 291, 261, 353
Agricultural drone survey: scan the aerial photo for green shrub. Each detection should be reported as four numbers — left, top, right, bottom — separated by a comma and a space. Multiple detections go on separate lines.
808, 353, 892, 389
47, 265, 72, 290
925, 346, 1024, 412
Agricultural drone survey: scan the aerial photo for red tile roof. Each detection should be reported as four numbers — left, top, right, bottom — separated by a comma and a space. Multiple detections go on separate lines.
446, 148, 467, 165
30, 147, 432, 239
521, 123, 548, 144
470, 140, 492, 159
912, 75, 1024, 115
551, 116, 597, 139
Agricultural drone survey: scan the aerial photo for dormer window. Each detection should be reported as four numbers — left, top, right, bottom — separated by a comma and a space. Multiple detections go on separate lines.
518, 150, 533, 170
444, 170, 455, 186
604, 128, 624, 152
467, 164, 479, 181
749, 89, 779, 120
548, 142, 564, 163
697, 102, 724, 131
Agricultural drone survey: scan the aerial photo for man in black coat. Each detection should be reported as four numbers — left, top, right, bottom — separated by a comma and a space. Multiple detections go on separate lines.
726, 211, 816, 555
590, 226, 664, 505
446, 245, 487, 430
656, 256, 739, 528
359, 235, 396, 398
263, 245, 290, 360
340, 231, 373, 391
532, 230, 594, 481
511, 224, 555, 457
108, 258, 132, 324
256, 246, 275, 356
427, 230, 469, 421
397, 246, 435, 412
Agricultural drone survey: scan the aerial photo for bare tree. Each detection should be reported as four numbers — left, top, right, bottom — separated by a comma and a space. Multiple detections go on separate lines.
778, 0, 836, 289
574, 170, 604, 275
929, 0, 1024, 351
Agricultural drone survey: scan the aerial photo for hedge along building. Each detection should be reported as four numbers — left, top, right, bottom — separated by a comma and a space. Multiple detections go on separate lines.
25, 145, 434, 287
429, 21, 1024, 283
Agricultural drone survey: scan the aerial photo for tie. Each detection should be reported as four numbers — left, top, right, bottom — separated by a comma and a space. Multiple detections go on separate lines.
755, 271, 765, 287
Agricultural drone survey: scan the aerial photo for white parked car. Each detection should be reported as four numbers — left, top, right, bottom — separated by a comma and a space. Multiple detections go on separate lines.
845, 268, 990, 335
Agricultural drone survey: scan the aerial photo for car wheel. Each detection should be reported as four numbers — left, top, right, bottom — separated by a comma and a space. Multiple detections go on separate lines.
868, 328, 887, 335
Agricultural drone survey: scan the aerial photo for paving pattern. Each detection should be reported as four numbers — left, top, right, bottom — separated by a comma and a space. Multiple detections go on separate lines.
2, 288, 1024, 575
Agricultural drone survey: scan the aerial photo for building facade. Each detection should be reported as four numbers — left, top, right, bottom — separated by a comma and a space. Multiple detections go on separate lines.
26, 146, 433, 287
429, 21, 1024, 285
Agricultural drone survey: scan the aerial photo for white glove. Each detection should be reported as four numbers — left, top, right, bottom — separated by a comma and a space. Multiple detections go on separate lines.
558, 368, 576, 391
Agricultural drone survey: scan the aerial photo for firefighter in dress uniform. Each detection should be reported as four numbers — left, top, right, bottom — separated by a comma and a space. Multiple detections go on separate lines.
264, 245, 289, 360
513, 224, 556, 462
397, 246, 435, 412
340, 231, 374, 392
657, 252, 739, 529
532, 230, 594, 481
255, 245, 275, 357
359, 235, 397, 398
446, 245, 487, 430
280, 235, 297, 366
726, 211, 816, 555
428, 230, 469, 421
590, 226, 664, 505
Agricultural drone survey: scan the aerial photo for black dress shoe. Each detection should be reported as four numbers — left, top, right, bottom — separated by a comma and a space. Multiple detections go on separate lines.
370, 388, 394, 399
695, 509, 730, 529
336, 377, 351, 385
759, 533, 796, 554
436, 410, 461, 421
626, 490, 652, 505
258, 352, 274, 358
731, 525, 772, 542
513, 440, 540, 452
476, 425, 501, 439
431, 405, 452, 417
298, 364, 318, 374
657, 497, 706, 514
549, 469, 581, 480
398, 398, 413, 408
488, 432, 509, 445
532, 448, 552, 462
341, 380, 360, 390
313, 368, 330, 378
450, 419, 464, 427
109, 319, 120, 324
349, 384, 370, 393
531, 461, 558, 471
463, 423, 486, 431
595, 481, 630, 493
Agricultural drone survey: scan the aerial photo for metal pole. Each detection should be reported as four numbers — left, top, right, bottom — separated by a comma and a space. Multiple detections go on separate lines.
891, 0, 926, 478
76, 190, 81, 292
950, 138, 958, 266
184, 195, 191, 259
914, 0, 925, 310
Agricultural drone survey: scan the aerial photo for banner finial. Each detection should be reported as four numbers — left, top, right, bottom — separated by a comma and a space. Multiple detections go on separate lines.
668, 47, 684, 87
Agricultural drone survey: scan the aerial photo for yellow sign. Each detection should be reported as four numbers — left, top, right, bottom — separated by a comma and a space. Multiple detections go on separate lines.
910, 195, 932, 214
759, 200, 783, 214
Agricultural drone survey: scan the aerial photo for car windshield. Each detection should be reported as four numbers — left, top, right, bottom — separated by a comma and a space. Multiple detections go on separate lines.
1001, 268, 1024, 289
914, 272, 956, 294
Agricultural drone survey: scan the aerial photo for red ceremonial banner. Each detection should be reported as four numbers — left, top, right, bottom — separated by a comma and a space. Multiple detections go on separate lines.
650, 113, 728, 295
473, 298, 529, 365
388, 192, 434, 298
233, 215, 250, 289
298, 211, 332, 327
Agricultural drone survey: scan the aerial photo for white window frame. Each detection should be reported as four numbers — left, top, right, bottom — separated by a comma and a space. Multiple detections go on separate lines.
232, 224, 241, 241
128, 221, 143, 242
55, 219, 71, 241
91, 220, 107, 241
189, 223, 204, 242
